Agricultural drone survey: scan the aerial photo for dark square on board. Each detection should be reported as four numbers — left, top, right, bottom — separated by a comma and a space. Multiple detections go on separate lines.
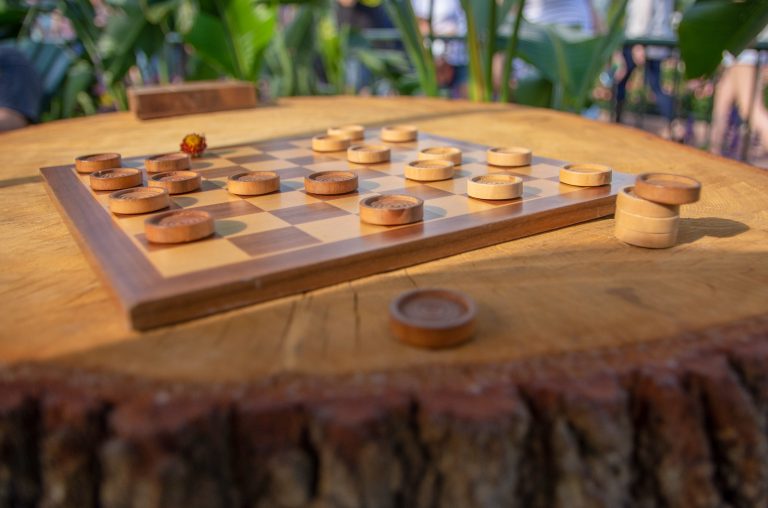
230, 227, 322, 257
269, 202, 350, 225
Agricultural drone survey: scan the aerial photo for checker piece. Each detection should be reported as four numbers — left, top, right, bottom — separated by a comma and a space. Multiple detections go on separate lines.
418, 146, 462, 165
405, 160, 454, 182
312, 135, 351, 152
305, 171, 358, 195
389, 288, 477, 349
560, 163, 612, 187
89, 168, 142, 191
145, 152, 191, 173
228, 171, 280, 196
348, 144, 391, 164
381, 125, 418, 142
148, 170, 201, 194
108, 187, 169, 214
468, 175, 523, 200
327, 124, 364, 140
634, 173, 701, 205
359, 194, 423, 225
487, 146, 532, 167
75, 153, 121, 174
145, 210, 214, 244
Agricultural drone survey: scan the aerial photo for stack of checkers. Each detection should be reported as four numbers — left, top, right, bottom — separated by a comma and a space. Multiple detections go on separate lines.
615, 173, 701, 249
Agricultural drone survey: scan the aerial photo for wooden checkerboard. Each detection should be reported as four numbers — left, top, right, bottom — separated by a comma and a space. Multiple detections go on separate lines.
41, 130, 633, 330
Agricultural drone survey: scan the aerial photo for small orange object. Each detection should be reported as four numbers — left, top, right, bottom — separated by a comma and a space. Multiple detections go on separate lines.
180, 133, 207, 157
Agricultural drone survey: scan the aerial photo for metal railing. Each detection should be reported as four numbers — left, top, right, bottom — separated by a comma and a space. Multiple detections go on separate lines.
361, 28, 767, 163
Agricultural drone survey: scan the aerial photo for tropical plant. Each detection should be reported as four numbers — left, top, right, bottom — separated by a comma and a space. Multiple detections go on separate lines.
457, 0, 516, 101
678, 0, 768, 78
515, 0, 629, 112
383, 0, 438, 96
183, 0, 277, 83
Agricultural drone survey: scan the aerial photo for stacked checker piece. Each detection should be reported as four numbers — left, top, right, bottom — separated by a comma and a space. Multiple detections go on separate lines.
615, 173, 701, 248
74, 125, 619, 350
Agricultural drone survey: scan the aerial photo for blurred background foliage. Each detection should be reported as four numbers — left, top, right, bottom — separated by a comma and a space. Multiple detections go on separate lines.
0, 0, 766, 121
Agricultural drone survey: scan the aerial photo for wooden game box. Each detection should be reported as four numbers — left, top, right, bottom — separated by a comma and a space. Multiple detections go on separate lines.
127, 80, 257, 120
41, 130, 633, 330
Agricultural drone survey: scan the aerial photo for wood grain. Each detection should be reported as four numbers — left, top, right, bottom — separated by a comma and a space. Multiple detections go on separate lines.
0, 96, 767, 506
128, 80, 257, 120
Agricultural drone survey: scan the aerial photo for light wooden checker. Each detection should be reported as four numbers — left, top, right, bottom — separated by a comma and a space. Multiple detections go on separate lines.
40, 130, 633, 330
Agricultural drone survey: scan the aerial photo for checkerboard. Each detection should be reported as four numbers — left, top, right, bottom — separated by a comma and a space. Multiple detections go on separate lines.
41, 130, 633, 330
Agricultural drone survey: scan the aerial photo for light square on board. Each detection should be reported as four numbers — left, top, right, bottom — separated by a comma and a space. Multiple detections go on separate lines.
241, 159, 298, 172
323, 192, 378, 214
254, 140, 296, 151
295, 214, 375, 243
348, 160, 397, 172
462, 150, 488, 163
423, 175, 471, 195
523, 178, 581, 199
228, 152, 277, 165
143, 237, 252, 278
424, 194, 499, 221
382, 183, 454, 201
525, 163, 562, 179
357, 175, 409, 193
208, 146, 263, 159
216, 211, 292, 238
449, 162, 488, 177
270, 148, 315, 160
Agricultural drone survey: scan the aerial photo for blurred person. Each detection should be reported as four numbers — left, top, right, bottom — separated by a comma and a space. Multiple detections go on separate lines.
0, 48, 43, 132
614, 0, 675, 125
524, 0, 598, 33
709, 47, 768, 156
412, 0, 468, 97
336, 0, 396, 93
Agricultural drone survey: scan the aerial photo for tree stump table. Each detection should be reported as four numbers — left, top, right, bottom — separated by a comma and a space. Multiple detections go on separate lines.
1, 97, 767, 508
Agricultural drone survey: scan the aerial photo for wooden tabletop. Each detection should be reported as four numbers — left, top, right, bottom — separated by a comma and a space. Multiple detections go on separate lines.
0, 96, 764, 382
2, 96, 768, 507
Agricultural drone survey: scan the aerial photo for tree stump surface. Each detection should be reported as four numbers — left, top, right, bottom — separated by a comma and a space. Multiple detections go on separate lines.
1, 96, 767, 507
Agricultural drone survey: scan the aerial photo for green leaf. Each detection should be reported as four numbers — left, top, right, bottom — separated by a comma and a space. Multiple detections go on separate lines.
61, 59, 94, 117
143, 0, 180, 24
515, 73, 553, 107
516, 0, 627, 111
678, 0, 768, 79
97, 3, 146, 59
219, 0, 276, 80
184, 11, 240, 77
175, 0, 198, 34
383, 0, 438, 96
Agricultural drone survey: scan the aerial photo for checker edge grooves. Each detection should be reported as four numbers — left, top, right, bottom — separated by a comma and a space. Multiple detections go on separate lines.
41, 139, 632, 331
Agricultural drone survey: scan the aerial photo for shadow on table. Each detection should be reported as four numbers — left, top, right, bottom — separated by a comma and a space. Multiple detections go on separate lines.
677, 217, 750, 245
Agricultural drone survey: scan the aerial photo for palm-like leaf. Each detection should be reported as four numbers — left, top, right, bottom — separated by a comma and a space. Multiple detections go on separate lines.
383, 0, 438, 96
678, 0, 768, 79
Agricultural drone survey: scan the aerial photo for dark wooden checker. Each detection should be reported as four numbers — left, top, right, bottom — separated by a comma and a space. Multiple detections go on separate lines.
41, 130, 634, 330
